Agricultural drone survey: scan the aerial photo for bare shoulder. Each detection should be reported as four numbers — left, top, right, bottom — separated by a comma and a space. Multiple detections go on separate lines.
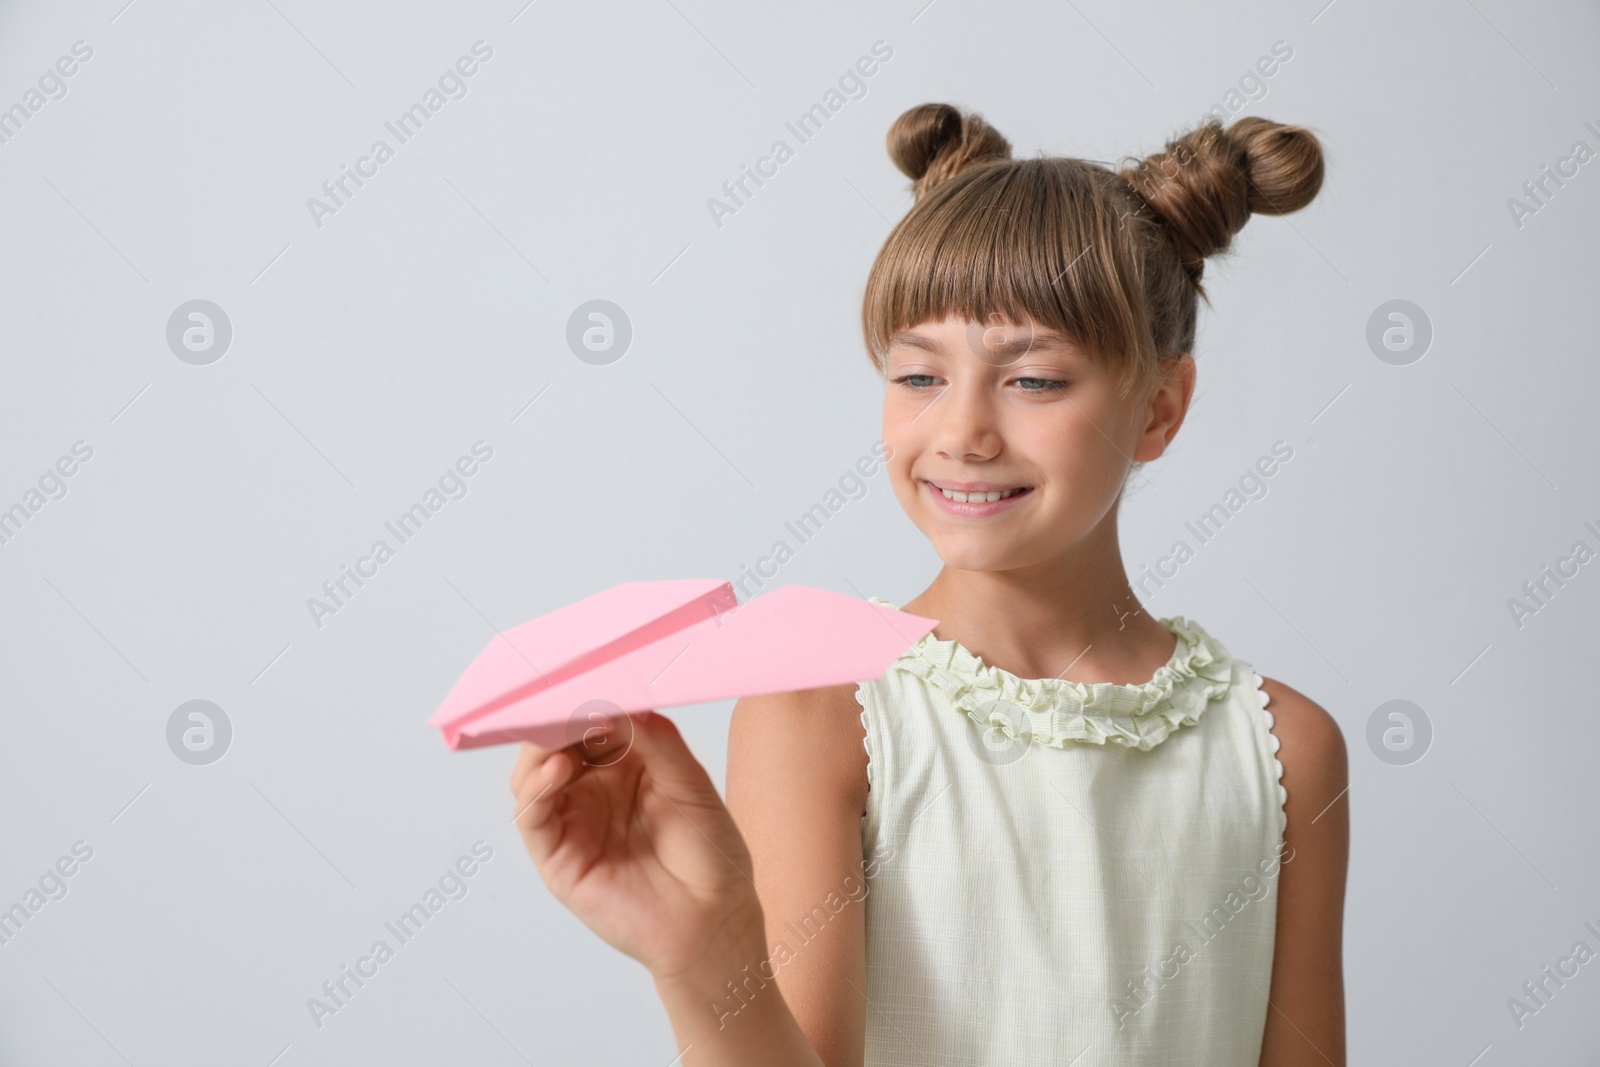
726, 682, 869, 819
725, 684, 872, 1064
1256, 678, 1350, 1064
1257, 677, 1348, 805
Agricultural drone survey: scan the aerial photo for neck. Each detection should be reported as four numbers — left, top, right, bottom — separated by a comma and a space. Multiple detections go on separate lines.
903, 515, 1176, 685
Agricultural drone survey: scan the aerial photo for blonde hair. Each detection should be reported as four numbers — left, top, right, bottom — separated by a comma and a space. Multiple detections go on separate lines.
861, 104, 1325, 402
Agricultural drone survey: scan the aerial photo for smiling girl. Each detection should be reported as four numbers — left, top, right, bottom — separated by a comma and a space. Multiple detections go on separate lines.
511, 103, 1349, 1066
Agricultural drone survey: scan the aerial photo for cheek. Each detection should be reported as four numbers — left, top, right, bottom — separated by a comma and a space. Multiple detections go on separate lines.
1033, 410, 1130, 490
887, 450, 920, 501
881, 404, 923, 471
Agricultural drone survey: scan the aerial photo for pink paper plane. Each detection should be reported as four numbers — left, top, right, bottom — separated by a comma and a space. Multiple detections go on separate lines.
428, 579, 938, 751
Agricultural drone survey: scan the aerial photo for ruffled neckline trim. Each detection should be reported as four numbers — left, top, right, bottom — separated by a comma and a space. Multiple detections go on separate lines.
868, 596, 1236, 752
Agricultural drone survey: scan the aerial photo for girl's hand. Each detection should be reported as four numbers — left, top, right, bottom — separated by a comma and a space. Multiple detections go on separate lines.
509, 710, 764, 983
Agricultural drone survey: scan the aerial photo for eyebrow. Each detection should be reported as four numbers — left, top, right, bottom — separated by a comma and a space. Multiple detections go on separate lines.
887, 328, 1082, 361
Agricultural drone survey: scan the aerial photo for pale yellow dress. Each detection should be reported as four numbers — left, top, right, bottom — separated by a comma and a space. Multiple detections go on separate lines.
856, 597, 1289, 1066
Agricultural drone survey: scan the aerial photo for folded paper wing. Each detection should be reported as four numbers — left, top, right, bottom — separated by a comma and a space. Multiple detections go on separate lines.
428, 579, 938, 751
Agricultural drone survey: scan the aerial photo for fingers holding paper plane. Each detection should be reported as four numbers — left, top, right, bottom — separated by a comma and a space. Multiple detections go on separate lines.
509, 709, 765, 982
449, 580, 937, 986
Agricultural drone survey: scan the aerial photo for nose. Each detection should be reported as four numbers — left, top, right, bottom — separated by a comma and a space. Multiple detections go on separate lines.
931, 378, 1001, 462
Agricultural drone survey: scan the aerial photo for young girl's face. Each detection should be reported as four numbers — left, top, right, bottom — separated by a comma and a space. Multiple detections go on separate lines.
883, 312, 1174, 573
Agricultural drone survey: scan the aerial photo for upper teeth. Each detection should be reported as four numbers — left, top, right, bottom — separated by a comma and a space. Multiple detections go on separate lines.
939, 486, 1025, 502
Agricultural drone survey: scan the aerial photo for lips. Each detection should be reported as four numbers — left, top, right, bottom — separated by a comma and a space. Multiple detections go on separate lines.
921, 480, 1035, 516
925, 480, 1032, 503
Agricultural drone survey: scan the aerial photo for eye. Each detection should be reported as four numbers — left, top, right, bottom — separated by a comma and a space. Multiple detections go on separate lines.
889, 374, 1070, 393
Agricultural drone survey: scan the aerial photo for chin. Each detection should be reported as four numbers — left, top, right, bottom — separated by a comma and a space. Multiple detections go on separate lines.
925, 532, 1032, 572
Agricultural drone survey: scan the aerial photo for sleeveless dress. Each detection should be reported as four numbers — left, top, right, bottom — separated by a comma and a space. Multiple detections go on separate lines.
856, 597, 1289, 1067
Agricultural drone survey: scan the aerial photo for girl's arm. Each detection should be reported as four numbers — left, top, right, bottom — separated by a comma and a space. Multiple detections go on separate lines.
510, 711, 826, 1066
725, 684, 871, 1067
1257, 678, 1350, 1067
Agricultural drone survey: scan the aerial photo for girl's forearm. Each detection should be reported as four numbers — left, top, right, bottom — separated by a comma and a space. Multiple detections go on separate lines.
652, 913, 828, 1067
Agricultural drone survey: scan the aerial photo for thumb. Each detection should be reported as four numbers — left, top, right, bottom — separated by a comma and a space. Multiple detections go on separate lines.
624, 711, 721, 805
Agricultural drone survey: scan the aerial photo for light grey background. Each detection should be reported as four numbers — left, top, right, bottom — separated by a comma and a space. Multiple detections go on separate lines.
1, 0, 1596, 1063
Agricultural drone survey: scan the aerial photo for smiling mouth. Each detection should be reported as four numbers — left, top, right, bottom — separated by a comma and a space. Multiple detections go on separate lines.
926, 482, 1032, 503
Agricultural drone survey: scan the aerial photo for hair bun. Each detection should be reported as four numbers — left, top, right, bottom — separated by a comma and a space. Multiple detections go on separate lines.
1119, 116, 1324, 274
887, 103, 1012, 199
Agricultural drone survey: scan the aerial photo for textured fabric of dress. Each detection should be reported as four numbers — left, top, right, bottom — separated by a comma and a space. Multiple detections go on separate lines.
856, 596, 1289, 1067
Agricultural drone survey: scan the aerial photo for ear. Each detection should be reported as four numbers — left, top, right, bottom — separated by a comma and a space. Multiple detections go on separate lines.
1132, 353, 1196, 463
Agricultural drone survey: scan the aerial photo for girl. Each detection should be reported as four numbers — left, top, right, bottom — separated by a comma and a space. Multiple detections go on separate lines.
511, 103, 1349, 1066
